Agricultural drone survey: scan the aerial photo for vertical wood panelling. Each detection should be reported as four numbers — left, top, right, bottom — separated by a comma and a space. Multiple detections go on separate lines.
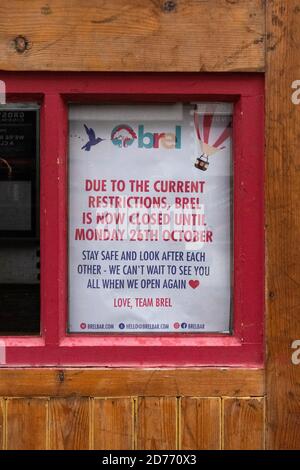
6, 398, 48, 450
49, 397, 90, 450
93, 398, 133, 450
0, 369, 265, 450
266, 0, 300, 449
180, 398, 221, 450
0, 399, 4, 450
136, 397, 177, 450
223, 398, 265, 450
0, 394, 267, 450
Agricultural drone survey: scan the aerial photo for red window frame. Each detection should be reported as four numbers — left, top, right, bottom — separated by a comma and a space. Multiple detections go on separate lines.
0, 72, 264, 367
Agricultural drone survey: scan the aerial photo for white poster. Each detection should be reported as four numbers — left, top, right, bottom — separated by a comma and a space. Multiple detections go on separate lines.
68, 103, 232, 333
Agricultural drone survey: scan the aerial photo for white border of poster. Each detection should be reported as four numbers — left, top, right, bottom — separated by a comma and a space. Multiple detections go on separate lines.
68, 102, 232, 333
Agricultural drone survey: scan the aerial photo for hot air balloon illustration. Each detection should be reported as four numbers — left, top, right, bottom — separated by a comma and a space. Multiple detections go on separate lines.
193, 104, 232, 171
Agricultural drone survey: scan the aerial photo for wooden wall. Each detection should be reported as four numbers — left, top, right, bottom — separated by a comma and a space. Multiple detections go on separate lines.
266, 0, 300, 450
0, 369, 265, 450
0, 397, 265, 450
0, 0, 265, 72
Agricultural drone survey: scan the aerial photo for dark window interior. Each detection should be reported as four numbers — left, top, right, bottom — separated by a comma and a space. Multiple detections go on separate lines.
0, 105, 40, 334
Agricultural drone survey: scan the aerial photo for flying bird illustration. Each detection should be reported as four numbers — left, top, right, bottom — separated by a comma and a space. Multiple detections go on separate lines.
81, 124, 105, 151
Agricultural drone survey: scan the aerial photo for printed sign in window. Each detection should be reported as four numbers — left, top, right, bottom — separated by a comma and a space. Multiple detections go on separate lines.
68, 103, 232, 333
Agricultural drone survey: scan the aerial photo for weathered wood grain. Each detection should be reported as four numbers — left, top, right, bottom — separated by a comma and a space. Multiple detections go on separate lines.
49, 397, 90, 450
6, 398, 48, 450
223, 398, 265, 450
0, 369, 264, 397
180, 397, 221, 450
136, 397, 177, 449
0, 0, 264, 72
94, 398, 133, 450
266, 0, 300, 449
0, 399, 4, 450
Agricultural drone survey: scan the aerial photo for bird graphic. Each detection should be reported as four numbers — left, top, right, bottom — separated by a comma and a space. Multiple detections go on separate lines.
81, 124, 105, 151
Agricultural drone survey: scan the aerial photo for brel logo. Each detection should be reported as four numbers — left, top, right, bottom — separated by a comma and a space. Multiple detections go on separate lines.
111, 124, 181, 149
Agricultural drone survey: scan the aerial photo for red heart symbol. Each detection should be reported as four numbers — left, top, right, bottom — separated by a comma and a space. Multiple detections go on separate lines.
189, 280, 200, 289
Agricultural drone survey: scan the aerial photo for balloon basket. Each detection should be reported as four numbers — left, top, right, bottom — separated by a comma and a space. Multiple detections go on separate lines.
194, 155, 209, 171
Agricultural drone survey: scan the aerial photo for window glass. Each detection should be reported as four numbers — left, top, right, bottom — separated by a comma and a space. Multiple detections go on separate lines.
68, 103, 232, 334
0, 105, 40, 334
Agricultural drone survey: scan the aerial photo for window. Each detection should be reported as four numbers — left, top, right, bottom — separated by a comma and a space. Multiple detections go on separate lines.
0, 104, 40, 335
0, 73, 264, 366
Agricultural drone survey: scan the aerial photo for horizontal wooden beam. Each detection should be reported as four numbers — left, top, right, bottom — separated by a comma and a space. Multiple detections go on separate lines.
0, 368, 264, 397
0, 0, 265, 72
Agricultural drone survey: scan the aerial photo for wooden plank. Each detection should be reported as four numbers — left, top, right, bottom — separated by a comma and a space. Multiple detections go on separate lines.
94, 398, 133, 450
223, 398, 265, 450
6, 398, 48, 450
136, 397, 177, 450
0, 0, 264, 72
181, 398, 221, 450
0, 399, 4, 450
49, 397, 90, 450
0, 369, 264, 397
266, 0, 300, 450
